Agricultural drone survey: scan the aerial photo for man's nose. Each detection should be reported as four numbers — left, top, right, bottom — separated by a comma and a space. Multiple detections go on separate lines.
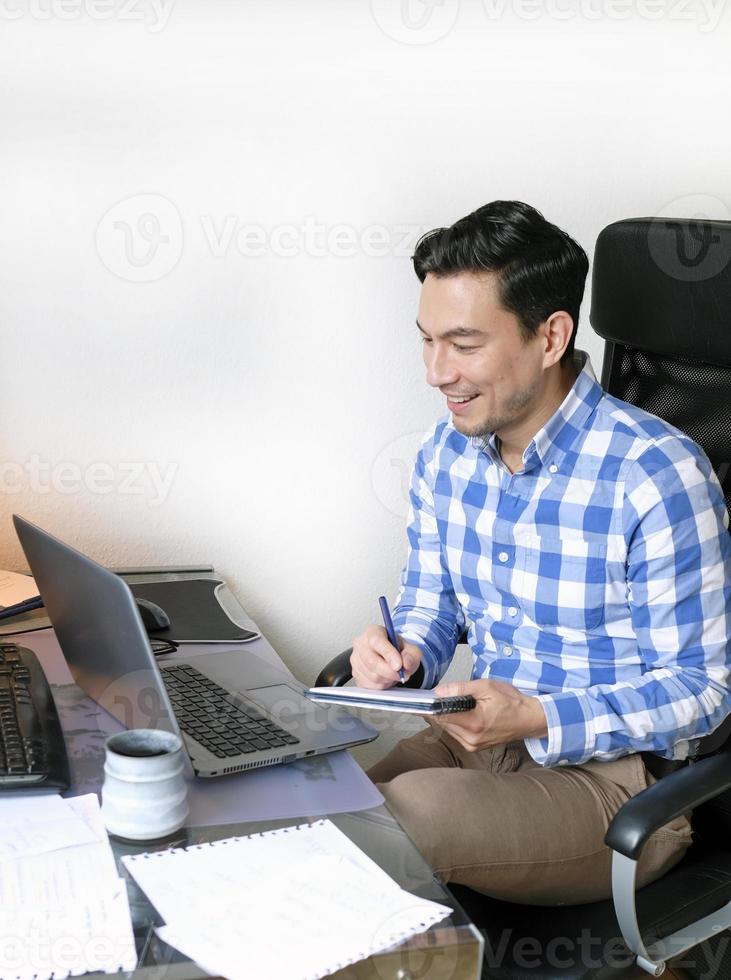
425, 346, 459, 388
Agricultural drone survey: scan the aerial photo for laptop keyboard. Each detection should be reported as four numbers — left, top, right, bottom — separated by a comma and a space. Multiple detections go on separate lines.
160, 663, 300, 759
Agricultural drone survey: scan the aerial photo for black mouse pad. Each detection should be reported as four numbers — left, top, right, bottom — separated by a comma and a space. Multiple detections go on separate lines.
128, 580, 258, 643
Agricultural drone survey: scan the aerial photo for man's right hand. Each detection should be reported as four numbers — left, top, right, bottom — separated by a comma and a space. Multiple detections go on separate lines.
350, 625, 423, 689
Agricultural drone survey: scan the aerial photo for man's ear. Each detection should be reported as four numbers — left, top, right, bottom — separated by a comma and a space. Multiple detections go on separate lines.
542, 311, 574, 366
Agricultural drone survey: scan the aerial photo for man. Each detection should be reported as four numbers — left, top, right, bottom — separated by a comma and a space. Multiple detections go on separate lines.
350, 200, 731, 905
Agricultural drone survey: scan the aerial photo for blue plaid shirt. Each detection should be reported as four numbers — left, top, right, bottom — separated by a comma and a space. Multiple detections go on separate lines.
392, 350, 731, 767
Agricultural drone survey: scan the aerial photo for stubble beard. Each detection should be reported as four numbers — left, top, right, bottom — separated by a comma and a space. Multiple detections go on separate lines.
453, 379, 541, 440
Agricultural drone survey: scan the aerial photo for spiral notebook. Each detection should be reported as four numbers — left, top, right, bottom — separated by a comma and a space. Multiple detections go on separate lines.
306, 685, 477, 714
122, 819, 451, 980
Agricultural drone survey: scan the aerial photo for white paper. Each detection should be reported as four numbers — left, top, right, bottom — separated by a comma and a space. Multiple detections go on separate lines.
306, 686, 456, 714
308, 685, 442, 704
1, 882, 137, 980
0, 794, 137, 980
0, 794, 99, 860
0, 569, 38, 607
124, 819, 451, 980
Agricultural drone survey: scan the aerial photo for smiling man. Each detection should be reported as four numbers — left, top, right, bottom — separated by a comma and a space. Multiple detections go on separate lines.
350, 200, 731, 905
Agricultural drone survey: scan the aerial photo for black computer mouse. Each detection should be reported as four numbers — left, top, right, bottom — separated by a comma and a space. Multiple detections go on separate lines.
135, 597, 171, 632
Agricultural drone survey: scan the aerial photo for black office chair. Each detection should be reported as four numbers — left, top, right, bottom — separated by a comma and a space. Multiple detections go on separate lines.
317, 217, 731, 978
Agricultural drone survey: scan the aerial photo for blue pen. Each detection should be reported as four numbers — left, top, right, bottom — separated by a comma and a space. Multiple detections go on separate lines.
378, 595, 405, 684
0, 595, 44, 622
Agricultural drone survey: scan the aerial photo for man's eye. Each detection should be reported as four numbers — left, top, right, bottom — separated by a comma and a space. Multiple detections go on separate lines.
420, 337, 476, 353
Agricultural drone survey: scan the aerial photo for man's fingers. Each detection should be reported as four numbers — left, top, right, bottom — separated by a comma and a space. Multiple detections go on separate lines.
354, 673, 392, 690
351, 656, 394, 689
350, 626, 419, 687
434, 680, 471, 698
357, 626, 411, 674
438, 722, 481, 751
371, 639, 403, 673
355, 649, 399, 685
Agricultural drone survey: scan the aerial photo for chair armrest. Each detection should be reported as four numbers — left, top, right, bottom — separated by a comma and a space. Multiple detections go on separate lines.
605, 750, 731, 860
314, 649, 425, 689
606, 750, 731, 975
315, 649, 354, 688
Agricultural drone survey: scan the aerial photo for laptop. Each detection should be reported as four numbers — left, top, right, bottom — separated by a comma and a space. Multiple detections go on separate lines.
14, 515, 378, 778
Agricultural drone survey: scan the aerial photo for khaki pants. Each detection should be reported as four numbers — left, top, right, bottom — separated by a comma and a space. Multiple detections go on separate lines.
368, 724, 693, 905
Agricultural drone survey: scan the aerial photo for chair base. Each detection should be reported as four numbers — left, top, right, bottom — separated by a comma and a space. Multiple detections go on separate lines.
447, 844, 731, 979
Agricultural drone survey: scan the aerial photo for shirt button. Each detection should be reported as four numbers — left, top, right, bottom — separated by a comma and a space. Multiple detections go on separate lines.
558, 759, 569, 766
549, 464, 558, 474
498, 551, 509, 563
503, 645, 514, 656
508, 606, 518, 617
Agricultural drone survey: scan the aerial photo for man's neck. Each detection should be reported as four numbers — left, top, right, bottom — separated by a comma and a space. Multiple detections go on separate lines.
498, 360, 577, 474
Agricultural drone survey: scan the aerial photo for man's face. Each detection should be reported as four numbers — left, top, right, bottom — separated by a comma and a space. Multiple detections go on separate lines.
417, 271, 548, 441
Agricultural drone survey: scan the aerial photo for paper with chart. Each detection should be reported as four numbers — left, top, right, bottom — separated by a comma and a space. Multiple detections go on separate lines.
123, 818, 451, 980
0, 793, 137, 980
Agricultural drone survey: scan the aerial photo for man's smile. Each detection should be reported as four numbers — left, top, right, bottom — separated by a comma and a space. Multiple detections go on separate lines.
445, 393, 479, 413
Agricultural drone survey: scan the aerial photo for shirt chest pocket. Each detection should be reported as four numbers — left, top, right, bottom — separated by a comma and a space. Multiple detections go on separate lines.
512, 533, 608, 632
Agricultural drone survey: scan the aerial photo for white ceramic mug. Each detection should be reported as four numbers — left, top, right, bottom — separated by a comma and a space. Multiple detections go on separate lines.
101, 729, 189, 841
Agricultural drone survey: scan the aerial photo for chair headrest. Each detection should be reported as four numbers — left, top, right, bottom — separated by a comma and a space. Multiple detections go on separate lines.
590, 218, 731, 368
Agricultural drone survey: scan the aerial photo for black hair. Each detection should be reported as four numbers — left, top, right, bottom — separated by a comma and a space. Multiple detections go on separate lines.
412, 201, 589, 363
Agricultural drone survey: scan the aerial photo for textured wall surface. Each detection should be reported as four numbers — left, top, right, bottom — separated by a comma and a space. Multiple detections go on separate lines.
1, 1, 728, 765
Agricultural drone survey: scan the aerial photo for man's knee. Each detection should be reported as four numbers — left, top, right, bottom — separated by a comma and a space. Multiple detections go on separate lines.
378, 769, 461, 871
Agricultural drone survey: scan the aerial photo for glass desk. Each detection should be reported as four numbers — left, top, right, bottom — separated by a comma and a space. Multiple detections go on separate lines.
104, 806, 484, 980
6, 574, 484, 980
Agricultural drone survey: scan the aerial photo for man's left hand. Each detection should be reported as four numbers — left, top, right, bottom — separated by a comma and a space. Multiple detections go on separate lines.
430, 679, 549, 751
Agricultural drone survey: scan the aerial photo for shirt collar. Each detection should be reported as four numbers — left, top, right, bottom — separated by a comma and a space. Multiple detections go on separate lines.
469, 350, 603, 472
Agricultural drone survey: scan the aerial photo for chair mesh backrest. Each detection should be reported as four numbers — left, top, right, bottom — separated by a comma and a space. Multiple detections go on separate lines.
592, 217, 731, 774
602, 344, 731, 522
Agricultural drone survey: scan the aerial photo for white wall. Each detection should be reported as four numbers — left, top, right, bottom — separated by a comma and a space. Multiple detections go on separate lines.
1, 1, 730, 764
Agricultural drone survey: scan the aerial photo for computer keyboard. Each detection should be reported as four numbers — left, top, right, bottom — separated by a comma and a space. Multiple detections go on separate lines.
0, 643, 71, 790
160, 663, 300, 758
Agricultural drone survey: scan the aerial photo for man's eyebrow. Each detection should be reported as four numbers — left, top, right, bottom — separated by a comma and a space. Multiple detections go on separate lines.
416, 320, 486, 340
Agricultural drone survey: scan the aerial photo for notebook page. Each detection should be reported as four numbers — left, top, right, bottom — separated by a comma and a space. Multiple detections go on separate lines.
307, 686, 440, 704
124, 819, 451, 980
